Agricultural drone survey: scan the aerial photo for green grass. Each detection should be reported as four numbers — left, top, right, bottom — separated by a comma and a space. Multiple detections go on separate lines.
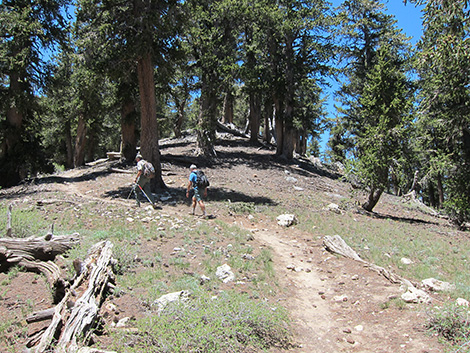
426, 303, 470, 351
293, 203, 470, 302
107, 291, 293, 353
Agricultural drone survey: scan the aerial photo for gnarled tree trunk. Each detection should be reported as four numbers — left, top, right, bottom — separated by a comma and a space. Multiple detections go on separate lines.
137, 52, 165, 189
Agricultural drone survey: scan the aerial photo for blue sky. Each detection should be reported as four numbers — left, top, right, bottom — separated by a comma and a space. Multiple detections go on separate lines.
319, 0, 424, 156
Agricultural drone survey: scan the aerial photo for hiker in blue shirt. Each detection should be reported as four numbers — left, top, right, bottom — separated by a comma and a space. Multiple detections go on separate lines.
186, 164, 208, 217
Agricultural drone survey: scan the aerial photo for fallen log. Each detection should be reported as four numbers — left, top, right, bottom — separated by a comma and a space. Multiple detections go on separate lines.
109, 168, 133, 174
27, 308, 56, 324
323, 235, 415, 287
0, 233, 80, 262
0, 233, 80, 298
216, 120, 249, 138
32, 240, 116, 353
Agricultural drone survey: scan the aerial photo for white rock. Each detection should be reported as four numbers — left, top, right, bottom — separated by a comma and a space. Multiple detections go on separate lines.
324, 203, 341, 214
333, 295, 348, 302
216, 264, 235, 283
286, 176, 298, 183
456, 298, 469, 307
276, 214, 297, 227
401, 258, 413, 265
422, 278, 455, 292
354, 325, 364, 332
152, 290, 191, 313
200, 275, 211, 284
116, 317, 132, 328
401, 286, 431, 304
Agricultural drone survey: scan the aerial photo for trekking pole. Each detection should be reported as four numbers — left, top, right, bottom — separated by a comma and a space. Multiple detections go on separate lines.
137, 184, 154, 205
127, 185, 135, 199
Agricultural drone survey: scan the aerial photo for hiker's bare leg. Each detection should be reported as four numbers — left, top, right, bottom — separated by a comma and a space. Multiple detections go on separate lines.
191, 197, 197, 214
199, 200, 206, 216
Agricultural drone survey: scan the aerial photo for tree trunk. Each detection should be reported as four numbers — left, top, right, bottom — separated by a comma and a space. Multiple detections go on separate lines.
173, 96, 185, 138
282, 123, 295, 159
263, 99, 273, 144
74, 113, 87, 167
137, 52, 165, 189
282, 33, 295, 160
120, 99, 137, 162
196, 73, 217, 157
362, 187, 384, 212
222, 91, 234, 124
274, 97, 284, 156
0, 73, 24, 187
249, 92, 261, 143
65, 120, 74, 169
437, 172, 444, 209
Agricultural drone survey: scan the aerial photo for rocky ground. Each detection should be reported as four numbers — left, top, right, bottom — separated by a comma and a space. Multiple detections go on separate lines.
0, 133, 456, 352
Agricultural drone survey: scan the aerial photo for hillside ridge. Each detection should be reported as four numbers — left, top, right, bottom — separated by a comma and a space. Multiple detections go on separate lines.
0, 134, 448, 352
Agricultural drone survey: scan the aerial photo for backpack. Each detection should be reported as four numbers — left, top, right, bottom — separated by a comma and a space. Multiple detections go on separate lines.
195, 170, 209, 188
142, 161, 155, 179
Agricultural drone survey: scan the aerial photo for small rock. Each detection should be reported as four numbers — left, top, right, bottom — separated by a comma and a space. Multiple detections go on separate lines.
116, 317, 132, 328
276, 214, 297, 227
324, 203, 341, 214
401, 258, 413, 265
332, 295, 348, 302
401, 286, 431, 304
216, 264, 235, 283
456, 298, 469, 307
422, 278, 455, 292
354, 325, 364, 332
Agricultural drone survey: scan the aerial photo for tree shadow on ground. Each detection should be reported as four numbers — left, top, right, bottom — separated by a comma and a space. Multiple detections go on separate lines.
105, 185, 277, 208
361, 209, 440, 226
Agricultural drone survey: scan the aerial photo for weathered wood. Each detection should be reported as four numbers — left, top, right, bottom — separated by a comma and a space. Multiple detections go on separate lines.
33, 241, 115, 353
323, 235, 414, 287
216, 120, 249, 138
109, 167, 133, 174
6, 204, 12, 237
323, 235, 365, 263
106, 152, 121, 160
56, 241, 114, 352
27, 308, 56, 323
36, 199, 80, 206
0, 233, 79, 262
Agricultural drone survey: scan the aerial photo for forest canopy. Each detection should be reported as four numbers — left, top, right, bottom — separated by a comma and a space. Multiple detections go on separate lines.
1, 0, 470, 226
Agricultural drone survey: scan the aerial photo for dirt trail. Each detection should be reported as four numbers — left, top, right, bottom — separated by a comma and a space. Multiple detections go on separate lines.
255, 230, 338, 352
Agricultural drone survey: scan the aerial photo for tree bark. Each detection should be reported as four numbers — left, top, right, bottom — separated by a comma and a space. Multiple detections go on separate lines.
137, 52, 165, 189
263, 99, 273, 144
362, 187, 384, 212
222, 91, 234, 125
33, 241, 116, 353
249, 92, 261, 143
437, 172, 444, 209
274, 97, 284, 156
74, 114, 87, 167
196, 72, 218, 157
65, 120, 74, 169
0, 72, 24, 187
282, 33, 295, 160
120, 98, 137, 162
